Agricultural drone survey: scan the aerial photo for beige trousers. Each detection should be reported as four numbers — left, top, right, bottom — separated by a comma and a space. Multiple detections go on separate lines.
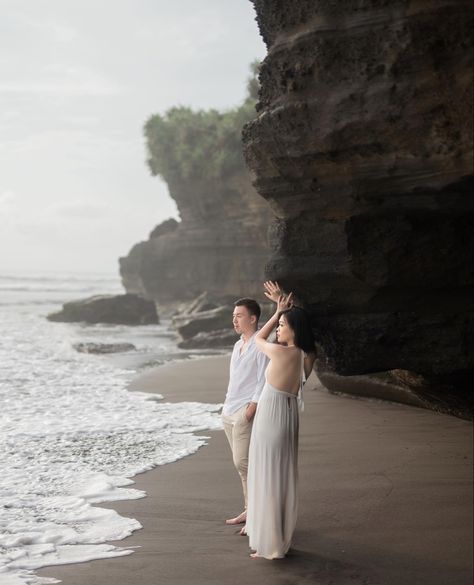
222, 404, 253, 509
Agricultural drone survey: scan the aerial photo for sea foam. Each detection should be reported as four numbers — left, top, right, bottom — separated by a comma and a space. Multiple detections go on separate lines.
0, 274, 224, 584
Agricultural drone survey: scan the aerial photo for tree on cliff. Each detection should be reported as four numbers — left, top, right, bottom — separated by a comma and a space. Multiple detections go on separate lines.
144, 62, 259, 184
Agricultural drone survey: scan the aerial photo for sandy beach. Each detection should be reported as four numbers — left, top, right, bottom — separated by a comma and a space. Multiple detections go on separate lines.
38, 355, 473, 585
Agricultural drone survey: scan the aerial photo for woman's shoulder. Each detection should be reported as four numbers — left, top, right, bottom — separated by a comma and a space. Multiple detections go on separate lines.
275, 344, 300, 352
274, 345, 302, 360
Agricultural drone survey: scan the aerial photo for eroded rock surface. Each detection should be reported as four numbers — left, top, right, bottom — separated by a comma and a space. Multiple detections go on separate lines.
244, 0, 473, 409
120, 166, 272, 304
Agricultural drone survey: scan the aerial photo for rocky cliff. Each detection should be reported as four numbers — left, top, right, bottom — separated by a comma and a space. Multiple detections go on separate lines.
243, 0, 473, 412
120, 67, 273, 305
120, 168, 272, 304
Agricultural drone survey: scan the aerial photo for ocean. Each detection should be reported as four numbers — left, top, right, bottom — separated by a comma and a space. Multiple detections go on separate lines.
0, 272, 223, 585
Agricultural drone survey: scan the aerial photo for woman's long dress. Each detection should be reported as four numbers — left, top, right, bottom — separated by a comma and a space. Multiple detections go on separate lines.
246, 352, 305, 559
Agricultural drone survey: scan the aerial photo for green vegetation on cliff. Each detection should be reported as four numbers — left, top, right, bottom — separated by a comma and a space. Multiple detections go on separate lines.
144, 62, 259, 183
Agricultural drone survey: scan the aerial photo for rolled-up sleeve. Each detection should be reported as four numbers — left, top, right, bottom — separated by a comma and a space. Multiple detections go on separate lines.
251, 350, 269, 403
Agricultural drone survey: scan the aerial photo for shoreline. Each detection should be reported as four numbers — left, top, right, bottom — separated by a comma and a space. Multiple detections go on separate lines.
38, 355, 473, 585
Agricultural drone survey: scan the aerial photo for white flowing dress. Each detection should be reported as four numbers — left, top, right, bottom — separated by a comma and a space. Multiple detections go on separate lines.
246, 351, 305, 559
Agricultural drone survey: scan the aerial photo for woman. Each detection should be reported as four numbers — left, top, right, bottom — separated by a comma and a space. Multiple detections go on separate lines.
246, 282, 316, 559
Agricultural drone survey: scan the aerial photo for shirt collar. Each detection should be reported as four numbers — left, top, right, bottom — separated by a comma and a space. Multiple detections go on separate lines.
239, 331, 257, 344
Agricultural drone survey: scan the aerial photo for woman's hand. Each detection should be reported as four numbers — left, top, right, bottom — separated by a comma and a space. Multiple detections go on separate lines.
263, 280, 282, 303
255, 292, 293, 355
277, 293, 294, 313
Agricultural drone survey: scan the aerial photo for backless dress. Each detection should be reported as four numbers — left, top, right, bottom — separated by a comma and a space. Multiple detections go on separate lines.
246, 350, 305, 558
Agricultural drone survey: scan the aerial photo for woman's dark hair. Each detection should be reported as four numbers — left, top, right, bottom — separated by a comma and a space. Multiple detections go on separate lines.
234, 298, 261, 322
280, 307, 315, 353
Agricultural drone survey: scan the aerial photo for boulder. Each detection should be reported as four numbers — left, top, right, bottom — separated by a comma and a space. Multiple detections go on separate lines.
177, 329, 238, 349
73, 342, 137, 354
47, 294, 159, 325
176, 291, 222, 315
172, 305, 232, 339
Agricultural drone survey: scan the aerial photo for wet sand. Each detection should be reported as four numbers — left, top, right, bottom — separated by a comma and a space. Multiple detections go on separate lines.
39, 355, 473, 585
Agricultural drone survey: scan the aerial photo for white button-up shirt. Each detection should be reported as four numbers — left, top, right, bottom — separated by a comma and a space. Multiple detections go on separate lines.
222, 333, 269, 416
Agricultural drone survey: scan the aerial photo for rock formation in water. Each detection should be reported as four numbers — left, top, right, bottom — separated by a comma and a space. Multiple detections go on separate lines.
120, 66, 272, 305
243, 0, 473, 414
73, 342, 137, 354
47, 294, 159, 325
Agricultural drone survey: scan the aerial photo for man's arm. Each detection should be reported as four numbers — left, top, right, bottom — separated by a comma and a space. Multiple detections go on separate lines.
224, 341, 240, 404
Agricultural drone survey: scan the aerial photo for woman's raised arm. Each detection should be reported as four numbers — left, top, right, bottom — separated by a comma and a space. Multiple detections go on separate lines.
255, 293, 293, 358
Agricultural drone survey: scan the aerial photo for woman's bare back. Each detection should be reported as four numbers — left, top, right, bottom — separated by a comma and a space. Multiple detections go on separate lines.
265, 346, 303, 394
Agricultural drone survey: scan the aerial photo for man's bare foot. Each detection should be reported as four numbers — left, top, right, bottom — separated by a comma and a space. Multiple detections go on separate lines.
250, 552, 261, 558
225, 511, 246, 525
239, 525, 247, 536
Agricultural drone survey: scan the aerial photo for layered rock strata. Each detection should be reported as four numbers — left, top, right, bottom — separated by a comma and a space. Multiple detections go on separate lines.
120, 173, 272, 304
244, 0, 473, 413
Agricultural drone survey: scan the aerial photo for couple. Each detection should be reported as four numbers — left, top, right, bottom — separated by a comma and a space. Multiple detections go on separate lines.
222, 281, 316, 559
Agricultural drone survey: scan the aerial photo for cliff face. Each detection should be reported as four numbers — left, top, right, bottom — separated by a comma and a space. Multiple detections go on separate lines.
120, 172, 272, 304
243, 1, 473, 395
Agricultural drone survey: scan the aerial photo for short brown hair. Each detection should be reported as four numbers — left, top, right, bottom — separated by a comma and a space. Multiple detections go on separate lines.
234, 298, 261, 322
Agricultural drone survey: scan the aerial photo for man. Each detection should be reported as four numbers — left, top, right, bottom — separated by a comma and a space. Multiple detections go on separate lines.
222, 298, 269, 527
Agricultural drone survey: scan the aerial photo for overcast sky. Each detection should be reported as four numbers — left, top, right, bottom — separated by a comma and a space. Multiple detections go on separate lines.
0, 0, 266, 275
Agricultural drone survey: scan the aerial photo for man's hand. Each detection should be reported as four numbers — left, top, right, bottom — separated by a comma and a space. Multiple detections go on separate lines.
263, 280, 282, 303
245, 402, 257, 422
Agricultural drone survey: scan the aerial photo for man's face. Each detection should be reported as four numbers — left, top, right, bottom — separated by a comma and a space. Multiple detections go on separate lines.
232, 305, 256, 335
